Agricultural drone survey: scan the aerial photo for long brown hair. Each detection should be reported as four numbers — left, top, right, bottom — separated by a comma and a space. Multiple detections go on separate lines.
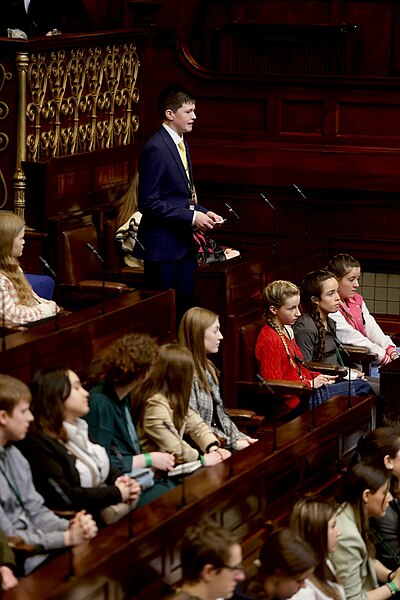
300, 270, 338, 361
178, 306, 219, 393
29, 368, 72, 443
337, 462, 390, 557
290, 497, 342, 600
327, 254, 361, 281
139, 344, 194, 430
0, 213, 36, 305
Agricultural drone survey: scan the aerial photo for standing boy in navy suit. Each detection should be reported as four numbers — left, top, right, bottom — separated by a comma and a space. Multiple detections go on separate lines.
135, 85, 224, 322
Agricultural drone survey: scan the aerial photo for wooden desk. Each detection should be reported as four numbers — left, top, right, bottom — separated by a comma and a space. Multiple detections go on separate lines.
3, 394, 375, 600
380, 356, 400, 423
0, 290, 175, 382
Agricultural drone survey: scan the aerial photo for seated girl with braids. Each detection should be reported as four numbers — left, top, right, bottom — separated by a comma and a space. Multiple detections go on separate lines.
255, 280, 337, 417
293, 270, 374, 397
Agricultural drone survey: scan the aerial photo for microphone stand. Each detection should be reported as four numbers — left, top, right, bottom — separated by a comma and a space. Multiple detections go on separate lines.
256, 374, 278, 452
224, 202, 242, 257
39, 256, 59, 331
163, 420, 187, 510
86, 243, 105, 316
309, 373, 316, 431
260, 193, 276, 254
333, 335, 352, 409
292, 184, 308, 241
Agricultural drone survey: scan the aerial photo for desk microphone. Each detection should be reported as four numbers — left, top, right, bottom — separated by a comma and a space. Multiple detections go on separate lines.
39, 256, 57, 279
163, 420, 187, 509
48, 478, 74, 578
260, 193, 276, 253
292, 184, 309, 240
224, 203, 240, 220
86, 243, 106, 315
39, 256, 59, 331
129, 228, 145, 253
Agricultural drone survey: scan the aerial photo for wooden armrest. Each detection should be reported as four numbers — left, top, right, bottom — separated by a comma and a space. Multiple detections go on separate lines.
53, 509, 76, 519
7, 536, 40, 557
342, 345, 376, 362
79, 280, 129, 292
238, 379, 313, 398
226, 408, 256, 420
306, 362, 348, 378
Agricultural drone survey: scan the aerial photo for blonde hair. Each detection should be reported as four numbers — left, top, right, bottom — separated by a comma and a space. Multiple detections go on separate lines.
178, 306, 219, 393
262, 280, 300, 371
116, 173, 139, 229
0, 213, 36, 306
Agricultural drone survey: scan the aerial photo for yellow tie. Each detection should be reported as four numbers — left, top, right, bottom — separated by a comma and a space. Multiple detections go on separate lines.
178, 140, 190, 178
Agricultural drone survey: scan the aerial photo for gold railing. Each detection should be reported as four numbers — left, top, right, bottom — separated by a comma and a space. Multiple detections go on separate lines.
0, 33, 142, 218
25, 42, 140, 161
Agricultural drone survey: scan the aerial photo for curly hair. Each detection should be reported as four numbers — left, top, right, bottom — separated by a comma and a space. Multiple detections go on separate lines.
0, 213, 36, 306
102, 333, 159, 385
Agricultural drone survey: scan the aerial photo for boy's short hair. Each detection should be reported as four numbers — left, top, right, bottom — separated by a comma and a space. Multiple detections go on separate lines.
180, 519, 238, 582
157, 85, 196, 120
0, 374, 31, 414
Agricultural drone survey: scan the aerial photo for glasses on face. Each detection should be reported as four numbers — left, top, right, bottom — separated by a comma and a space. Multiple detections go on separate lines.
218, 563, 245, 573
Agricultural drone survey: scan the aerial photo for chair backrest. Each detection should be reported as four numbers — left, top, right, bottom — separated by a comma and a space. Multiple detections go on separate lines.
103, 218, 122, 272
60, 222, 102, 285
238, 317, 266, 382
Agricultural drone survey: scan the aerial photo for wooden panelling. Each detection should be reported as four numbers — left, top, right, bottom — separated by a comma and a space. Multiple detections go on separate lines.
280, 100, 323, 135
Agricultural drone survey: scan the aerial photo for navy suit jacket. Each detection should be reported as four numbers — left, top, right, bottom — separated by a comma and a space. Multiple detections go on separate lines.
136, 127, 207, 262
0, 0, 91, 36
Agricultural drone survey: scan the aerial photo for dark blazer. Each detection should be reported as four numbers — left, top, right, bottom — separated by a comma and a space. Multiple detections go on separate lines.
136, 126, 208, 262
17, 430, 123, 514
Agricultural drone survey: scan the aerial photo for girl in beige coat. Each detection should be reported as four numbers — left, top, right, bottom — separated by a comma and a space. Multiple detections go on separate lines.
137, 344, 231, 466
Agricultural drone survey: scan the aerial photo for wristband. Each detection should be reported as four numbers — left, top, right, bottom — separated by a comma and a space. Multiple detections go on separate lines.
387, 581, 399, 595
200, 455, 205, 466
144, 453, 152, 467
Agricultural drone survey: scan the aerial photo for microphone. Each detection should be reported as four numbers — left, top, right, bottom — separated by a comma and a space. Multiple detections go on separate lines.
292, 183, 307, 200
292, 184, 309, 240
86, 243, 105, 316
163, 420, 187, 509
256, 374, 278, 452
129, 229, 145, 253
224, 202, 240, 220
260, 193, 276, 253
39, 256, 57, 279
39, 256, 59, 331
48, 477, 73, 507
86, 243, 104, 263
